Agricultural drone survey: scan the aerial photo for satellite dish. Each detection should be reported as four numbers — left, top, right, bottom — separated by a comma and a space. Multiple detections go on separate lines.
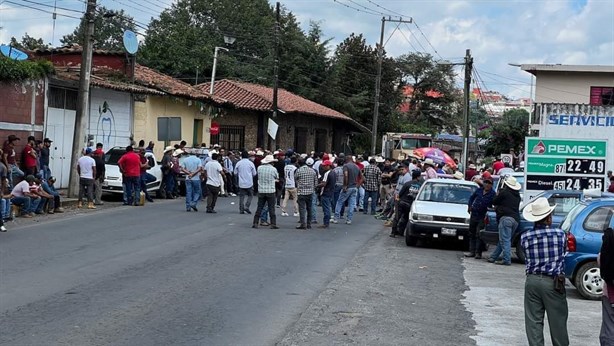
122, 30, 139, 55
0, 45, 28, 61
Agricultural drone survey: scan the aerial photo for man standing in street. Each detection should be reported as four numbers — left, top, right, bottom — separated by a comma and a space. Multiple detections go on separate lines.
295, 157, 318, 229
77, 148, 97, 209
203, 153, 224, 213
92, 143, 105, 205
234, 151, 257, 214
252, 155, 279, 229
362, 158, 381, 215
520, 197, 569, 346
180, 151, 203, 212
465, 175, 496, 259
318, 159, 336, 229
488, 176, 522, 265
332, 155, 362, 225
281, 156, 299, 217
391, 170, 422, 237
118, 146, 141, 206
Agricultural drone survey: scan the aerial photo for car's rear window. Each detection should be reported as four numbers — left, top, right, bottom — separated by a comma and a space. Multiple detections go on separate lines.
561, 204, 586, 233
417, 182, 477, 204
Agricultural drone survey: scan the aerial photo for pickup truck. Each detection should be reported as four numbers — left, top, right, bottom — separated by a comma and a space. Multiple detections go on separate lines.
479, 190, 583, 263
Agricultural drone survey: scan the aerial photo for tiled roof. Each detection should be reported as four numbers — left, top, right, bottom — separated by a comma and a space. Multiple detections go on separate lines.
135, 65, 226, 103
197, 79, 369, 133
54, 66, 165, 96
33, 44, 124, 56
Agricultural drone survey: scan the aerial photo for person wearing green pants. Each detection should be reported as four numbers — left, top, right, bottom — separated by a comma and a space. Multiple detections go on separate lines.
520, 197, 569, 346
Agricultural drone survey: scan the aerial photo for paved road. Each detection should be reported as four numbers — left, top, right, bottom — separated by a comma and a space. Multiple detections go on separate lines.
0, 195, 600, 345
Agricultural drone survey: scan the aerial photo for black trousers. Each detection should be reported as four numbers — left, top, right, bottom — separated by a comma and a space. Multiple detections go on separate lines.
253, 193, 276, 226
297, 194, 313, 226
468, 218, 485, 254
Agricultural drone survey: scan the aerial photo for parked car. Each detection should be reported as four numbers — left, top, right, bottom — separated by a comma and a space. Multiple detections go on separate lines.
406, 179, 478, 246
562, 195, 614, 300
480, 190, 582, 263
102, 147, 163, 196
495, 172, 525, 201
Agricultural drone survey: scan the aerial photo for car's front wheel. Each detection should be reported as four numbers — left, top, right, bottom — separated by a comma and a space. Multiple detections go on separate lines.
573, 261, 603, 300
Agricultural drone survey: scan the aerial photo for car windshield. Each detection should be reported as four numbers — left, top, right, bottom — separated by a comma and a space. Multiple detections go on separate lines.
417, 182, 477, 204
560, 203, 587, 233
105, 149, 126, 165
401, 138, 431, 149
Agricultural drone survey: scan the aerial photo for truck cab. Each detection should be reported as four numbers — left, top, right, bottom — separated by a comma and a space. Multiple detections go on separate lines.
382, 133, 432, 160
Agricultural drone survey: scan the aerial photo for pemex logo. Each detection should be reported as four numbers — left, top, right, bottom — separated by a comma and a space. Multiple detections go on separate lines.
531, 141, 546, 154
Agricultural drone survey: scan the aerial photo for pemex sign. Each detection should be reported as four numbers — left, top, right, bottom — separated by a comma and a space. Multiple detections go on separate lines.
524, 137, 608, 204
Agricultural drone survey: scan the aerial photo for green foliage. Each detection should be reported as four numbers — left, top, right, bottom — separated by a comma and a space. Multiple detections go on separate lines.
10, 34, 49, 50
61, 7, 137, 50
484, 108, 530, 156
396, 52, 461, 134
0, 57, 54, 82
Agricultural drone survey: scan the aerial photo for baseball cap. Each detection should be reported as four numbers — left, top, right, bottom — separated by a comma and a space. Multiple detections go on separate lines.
85, 147, 93, 154
44, 138, 53, 143
306, 158, 314, 166
322, 160, 332, 166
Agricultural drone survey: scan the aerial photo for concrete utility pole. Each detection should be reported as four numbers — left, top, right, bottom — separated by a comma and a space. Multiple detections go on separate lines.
372, 16, 412, 156
68, 0, 96, 197
462, 49, 473, 171
270, 1, 280, 150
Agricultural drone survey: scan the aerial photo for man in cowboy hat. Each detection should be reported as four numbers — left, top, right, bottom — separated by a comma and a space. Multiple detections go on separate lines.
252, 154, 279, 229
423, 158, 437, 180
488, 175, 521, 265
465, 163, 478, 181
520, 197, 569, 346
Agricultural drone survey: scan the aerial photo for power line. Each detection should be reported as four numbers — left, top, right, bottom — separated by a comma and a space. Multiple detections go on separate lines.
109, 0, 159, 17
16, 0, 83, 13
365, 0, 409, 18
346, 0, 387, 16
332, 0, 382, 16
478, 69, 590, 98
412, 20, 442, 60
403, 23, 427, 53
3, 0, 82, 19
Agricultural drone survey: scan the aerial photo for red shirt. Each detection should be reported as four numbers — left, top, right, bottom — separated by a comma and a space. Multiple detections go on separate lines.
139, 155, 148, 174
2, 141, 16, 165
493, 161, 504, 175
23, 144, 37, 168
118, 151, 141, 177
608, 181, 614, 193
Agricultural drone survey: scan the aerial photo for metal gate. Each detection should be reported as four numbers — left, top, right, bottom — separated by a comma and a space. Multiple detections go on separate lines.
210, 125, 245, 150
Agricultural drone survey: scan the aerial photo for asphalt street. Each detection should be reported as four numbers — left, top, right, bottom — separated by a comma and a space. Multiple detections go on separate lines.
0, 195, 601, 345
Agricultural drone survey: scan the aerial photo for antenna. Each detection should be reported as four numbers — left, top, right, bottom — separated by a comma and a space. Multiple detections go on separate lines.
0, 45, 28, 60
122, 30, 139, 55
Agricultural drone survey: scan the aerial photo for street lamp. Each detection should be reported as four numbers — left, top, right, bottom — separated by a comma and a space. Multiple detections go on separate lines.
209, 35, 236, 95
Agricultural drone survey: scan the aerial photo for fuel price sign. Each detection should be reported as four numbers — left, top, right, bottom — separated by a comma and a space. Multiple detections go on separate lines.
523, 138, 608, 204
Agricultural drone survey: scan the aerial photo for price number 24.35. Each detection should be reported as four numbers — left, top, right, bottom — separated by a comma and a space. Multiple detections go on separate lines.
553, 177, 604, 191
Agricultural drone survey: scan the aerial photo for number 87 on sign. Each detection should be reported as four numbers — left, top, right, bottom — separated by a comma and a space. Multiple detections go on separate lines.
554, 164, 566, 174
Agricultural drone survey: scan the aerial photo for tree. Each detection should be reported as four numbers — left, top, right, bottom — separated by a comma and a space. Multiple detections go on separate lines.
10, 34, 49, 50
483, 108, 529, 156
61, 7, 136, 50
396, 53, 462, 134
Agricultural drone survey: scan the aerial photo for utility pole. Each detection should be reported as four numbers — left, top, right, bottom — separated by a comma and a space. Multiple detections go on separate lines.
372, 16, 412, 156
68, 0, 96, 197
462, 49, 473, 171
270, 1, 280, 150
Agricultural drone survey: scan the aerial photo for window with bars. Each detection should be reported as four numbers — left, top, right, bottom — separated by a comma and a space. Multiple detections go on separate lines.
48, 86, 78, 110
210, 125, 245, 150
590, 87, 614, 106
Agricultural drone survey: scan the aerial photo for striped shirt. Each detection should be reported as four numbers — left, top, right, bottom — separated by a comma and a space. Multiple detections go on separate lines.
295, 165, 318, 195
521, 224, 567, 276
257, 164, 278, 194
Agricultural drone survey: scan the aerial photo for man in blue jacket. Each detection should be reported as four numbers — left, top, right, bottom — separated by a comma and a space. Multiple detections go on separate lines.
465, 174, 496, 259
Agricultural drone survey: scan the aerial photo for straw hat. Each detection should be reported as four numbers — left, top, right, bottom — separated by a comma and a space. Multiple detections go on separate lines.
453, 171, 464, 180
173, 149, 184, 156
522, 197, 556, 222
504, 176, 522, 190
375, 156, 385, 163
256, 150, 264, 156
261, 154, 277, 164
163, 145, 174, 153
423, 158, 435, 167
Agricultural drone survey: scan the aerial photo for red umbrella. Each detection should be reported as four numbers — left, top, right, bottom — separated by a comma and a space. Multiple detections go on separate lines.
411, 147, 457, 168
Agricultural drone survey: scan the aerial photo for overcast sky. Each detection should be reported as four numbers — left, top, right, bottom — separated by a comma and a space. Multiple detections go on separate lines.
1, 0, 612, 100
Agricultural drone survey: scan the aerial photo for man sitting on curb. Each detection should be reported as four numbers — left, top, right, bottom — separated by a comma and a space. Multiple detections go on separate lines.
10, 175, 41, 218
41, 176, 65, 214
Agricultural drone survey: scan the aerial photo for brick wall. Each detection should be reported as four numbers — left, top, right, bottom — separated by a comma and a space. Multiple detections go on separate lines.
213, 109, 260, 149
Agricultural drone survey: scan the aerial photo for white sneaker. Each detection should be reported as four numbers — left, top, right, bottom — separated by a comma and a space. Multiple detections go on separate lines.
331, 219, 338, 224
0, 225, 6, 232
281, 212, 289, 216
230, 193, 237, 197
345, 220, 352, 225
293, 212, 299, 217
330, 218, 335, 223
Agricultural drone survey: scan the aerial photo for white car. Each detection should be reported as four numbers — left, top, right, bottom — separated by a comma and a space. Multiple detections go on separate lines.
102, 147, 163, 196
406, 178, 478, 246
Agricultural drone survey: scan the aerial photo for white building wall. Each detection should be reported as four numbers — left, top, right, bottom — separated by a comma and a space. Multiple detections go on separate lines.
535, 72, 614, 104
89, 88, 133, 150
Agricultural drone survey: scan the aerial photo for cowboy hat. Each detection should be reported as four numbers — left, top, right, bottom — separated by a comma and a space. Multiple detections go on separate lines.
173, 149, 184, 156
423, 158, 435, 166
504, 176, 522, 190
256, 150, 264, 156
453, 171, 464, 180
375, 156, 385, 163
522, 197, 556, 222
468, 164, 477, 169
261, 154, 277, 164
164, 145, 174, 153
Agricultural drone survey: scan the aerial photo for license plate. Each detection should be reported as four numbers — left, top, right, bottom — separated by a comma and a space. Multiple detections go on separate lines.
441, 228, 457, 236
102, 181, 109, 187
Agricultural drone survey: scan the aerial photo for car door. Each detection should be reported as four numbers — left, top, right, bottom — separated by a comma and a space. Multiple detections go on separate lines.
578, 205, 614, 254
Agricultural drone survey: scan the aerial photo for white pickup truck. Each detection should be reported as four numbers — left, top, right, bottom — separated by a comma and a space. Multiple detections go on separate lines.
102, 147, 163, 196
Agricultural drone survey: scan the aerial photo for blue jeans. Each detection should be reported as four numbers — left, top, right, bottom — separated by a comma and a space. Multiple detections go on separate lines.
363, 190, 379, 214
335, 187, 357, 222
311, 192, 318, 222
185, 179, 202, 210
1, 198, 11, 219
8, 164, 24, 188
490, 216, 518, 264
11, 196, 40, 214
123, 176, 140, 205
333, 185, 343, 215
321, 195, 332, 226
357, 186, 365, 209
164, 171, 175, 196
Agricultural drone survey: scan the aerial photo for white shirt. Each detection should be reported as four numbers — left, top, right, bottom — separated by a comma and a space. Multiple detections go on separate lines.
284, 165, 297, 188
205, 160, 224, 187
78, 155, 96, 179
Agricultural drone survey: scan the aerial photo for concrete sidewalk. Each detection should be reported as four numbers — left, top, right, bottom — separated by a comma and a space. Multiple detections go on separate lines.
462, 256, 601, 346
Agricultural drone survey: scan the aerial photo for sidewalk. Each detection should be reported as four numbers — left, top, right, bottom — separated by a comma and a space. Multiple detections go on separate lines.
462, 256, 601, 346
